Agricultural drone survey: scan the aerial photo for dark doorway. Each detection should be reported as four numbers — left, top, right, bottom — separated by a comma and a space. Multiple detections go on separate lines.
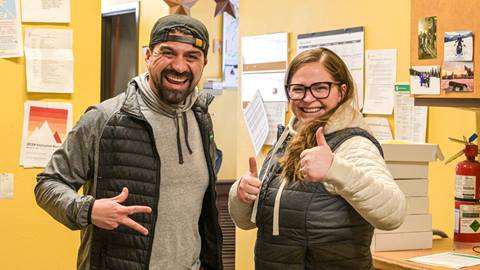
101, 3, 139, 101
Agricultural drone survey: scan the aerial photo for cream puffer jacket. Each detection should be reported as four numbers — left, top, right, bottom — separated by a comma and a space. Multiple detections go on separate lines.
228, 101, 407, 231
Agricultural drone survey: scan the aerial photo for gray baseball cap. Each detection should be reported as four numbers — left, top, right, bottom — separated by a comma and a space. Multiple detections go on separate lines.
149, 14, 209, 57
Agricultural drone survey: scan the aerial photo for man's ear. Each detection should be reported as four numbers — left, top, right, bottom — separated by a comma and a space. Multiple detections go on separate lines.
145, 48, 152, 65
203, 57, 208, 67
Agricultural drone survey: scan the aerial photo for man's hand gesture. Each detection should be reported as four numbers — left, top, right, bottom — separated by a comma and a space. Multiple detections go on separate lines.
91, 187, 152, 235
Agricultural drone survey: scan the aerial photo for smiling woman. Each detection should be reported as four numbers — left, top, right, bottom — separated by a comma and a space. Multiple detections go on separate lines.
229, 47, 406, 270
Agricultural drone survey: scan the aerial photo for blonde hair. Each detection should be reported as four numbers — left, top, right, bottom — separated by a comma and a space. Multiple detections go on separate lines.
279, 48, 356, 183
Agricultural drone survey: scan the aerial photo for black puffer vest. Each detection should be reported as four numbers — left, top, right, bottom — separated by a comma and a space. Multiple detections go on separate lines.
255, 127, 383, 270
89, 87, 223, 270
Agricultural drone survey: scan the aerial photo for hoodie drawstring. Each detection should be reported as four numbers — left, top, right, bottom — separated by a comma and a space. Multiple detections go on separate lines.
173, 112, 193, 164
250, 127, 290, 236
182, 111, 193, 154
273, 180, 286, 236
173, 114, 184, 164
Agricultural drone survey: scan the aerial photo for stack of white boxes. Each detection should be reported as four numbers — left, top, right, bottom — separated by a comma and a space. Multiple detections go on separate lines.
371, 143, 443, 252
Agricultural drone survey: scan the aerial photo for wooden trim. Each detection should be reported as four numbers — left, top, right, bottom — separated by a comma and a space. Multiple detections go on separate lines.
242, 61, 286, 72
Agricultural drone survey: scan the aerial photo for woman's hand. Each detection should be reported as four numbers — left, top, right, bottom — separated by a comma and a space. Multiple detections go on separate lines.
237, 157, 261, 204
299, 127, 333, 182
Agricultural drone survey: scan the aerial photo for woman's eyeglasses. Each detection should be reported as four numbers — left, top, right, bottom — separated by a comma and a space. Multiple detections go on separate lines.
286, 81, 341, 100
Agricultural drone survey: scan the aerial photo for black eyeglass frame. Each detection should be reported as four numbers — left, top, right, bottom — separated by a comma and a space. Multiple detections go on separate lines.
285, 81, 342, 100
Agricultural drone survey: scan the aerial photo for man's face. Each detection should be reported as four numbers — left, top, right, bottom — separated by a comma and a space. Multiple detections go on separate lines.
146, 33, 207, 104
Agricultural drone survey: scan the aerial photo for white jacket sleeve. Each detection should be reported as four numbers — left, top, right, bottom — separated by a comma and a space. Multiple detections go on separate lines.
228, 179, 257, 230
323, 136, 407, 230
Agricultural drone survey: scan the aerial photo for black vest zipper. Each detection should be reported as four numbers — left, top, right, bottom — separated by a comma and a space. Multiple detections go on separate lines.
195, 110, 223, 270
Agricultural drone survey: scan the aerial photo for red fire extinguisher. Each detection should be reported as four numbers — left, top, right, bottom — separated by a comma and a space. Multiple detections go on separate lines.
454, 144, 480, 243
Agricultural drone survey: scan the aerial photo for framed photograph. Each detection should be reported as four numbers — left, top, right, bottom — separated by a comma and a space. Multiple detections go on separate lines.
418, 16, 437, 59
444, 31, 473, 62
410, 65, 441, 94
441, 61, 474, 92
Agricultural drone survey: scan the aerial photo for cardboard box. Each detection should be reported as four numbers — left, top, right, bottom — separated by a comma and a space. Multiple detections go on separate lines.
406, 197, 429, 214
387, 162, 429, 179
396, 179, 428, 197
375, 214, 431, 234
371, 231, 432, 251
381, 143, 443, 162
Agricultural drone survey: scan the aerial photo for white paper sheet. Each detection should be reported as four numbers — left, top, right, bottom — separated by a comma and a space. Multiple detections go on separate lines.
21, 0, 70, 23
241, 32, 288, 68
20, 101, 73, 168
363, 49, 396, 115
364, 117, 392, 141
242, 72, 287, 102
0, 0, 23, 58
222, 0, 239, 88
407, 252, 480, 269
264, 102, 286, 145
25, 28, 74, 93
297, 27, 365, 109
0, 173, 14, 199
394, 85, 428, 143
243, 91, 269, 156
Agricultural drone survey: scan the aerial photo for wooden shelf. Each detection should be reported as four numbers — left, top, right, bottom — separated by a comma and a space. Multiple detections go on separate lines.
414, 97, 480, 107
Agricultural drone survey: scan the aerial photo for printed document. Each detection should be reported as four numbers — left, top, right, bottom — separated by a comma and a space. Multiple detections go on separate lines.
243, 91, 269, 156
20, 101, 72, 168
25, 28, 74, 93
363, 49, 396, 115
21, 0, 70, 22
0, 0, 23, 58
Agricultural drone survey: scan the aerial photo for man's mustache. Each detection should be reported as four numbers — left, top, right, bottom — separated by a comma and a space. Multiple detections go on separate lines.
162, 69, 193, 80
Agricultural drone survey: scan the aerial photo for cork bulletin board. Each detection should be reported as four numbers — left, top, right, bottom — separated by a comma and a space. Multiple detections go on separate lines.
411, 0, 480, 104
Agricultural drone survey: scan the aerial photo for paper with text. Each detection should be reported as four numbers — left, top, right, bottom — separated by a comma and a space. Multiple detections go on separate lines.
21, 0, 70, 23
363, 49, 396, 115
0, 0, 23, 58
408, 252, 480, 269
394, 85, 427, 143
243, 91, 269, 156
25, 28, 74, 93
0, 173, 14, 199
20, 101, 73, 168
264, 101, 286, 145
364, 117, 393, 141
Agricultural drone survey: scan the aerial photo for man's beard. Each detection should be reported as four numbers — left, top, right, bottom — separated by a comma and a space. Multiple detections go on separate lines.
151, 68, 195, 104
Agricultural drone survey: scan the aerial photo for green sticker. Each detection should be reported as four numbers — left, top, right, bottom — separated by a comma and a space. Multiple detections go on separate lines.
470, 220, 480, 232
394, 84, 410, 92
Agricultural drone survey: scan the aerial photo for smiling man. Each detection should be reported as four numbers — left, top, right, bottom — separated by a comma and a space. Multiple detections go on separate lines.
35, 14, 223, 270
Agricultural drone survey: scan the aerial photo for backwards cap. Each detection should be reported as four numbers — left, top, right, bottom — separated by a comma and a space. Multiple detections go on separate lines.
149, 14, 209, 57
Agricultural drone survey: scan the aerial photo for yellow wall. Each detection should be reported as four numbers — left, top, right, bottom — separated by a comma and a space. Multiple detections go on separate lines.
0, 1, 101, 269
1, 0, 478, 269
235, 1, 478, 269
